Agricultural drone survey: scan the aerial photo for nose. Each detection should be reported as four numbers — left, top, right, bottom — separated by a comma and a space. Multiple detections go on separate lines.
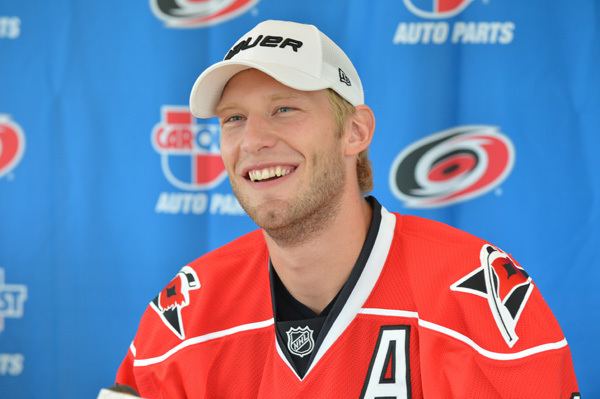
240, 114, 277, 154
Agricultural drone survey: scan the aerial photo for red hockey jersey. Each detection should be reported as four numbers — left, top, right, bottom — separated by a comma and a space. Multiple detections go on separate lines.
116, 204, 579, 398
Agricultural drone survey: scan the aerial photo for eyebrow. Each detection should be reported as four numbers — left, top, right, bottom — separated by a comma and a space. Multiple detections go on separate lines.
216, 93, 303, 115
215, 103, 240, 116
270, 93, 301, 101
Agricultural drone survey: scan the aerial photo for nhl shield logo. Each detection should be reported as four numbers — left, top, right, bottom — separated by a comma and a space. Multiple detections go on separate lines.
286, 326, 315, 358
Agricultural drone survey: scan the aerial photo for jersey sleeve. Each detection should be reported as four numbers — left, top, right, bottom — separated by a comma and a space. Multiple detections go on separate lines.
115, 344, 139, 393
418, 242, 580, 398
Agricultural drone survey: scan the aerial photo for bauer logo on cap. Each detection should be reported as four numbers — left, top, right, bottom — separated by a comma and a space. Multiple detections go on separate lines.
224, 35, 304, 60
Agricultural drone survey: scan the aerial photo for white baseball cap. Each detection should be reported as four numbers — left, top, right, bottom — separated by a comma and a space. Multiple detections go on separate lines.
189, 20, 364, 118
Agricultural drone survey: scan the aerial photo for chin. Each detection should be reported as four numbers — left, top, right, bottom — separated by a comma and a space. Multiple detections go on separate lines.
248, 202, 291, 229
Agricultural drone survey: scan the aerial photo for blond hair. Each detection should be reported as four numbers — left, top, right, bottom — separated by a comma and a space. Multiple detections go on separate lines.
327, 89, 373, 193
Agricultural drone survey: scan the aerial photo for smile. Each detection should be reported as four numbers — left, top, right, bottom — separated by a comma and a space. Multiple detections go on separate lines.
247, 166, 296, 182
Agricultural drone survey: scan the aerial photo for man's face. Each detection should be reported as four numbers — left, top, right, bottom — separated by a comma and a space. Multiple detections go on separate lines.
216, 69, 347, 242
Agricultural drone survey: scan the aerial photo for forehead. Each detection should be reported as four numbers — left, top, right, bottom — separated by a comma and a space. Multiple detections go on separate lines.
217, 69, 327, 108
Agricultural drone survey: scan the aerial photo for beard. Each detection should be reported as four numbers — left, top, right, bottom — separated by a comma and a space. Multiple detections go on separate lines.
231, 144, 346, 247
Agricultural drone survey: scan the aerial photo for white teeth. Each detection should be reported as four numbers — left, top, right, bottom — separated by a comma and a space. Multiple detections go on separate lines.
248, 166, 293, 182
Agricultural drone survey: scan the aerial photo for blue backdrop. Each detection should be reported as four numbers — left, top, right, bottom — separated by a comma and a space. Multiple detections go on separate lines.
0, 0, 598, 397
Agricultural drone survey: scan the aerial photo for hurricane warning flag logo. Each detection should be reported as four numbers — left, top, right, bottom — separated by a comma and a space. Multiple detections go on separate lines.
389, 125, 514, 208
150, 265, 200, 339
403, 0, 474, 19
451, 244, 533, 347
0, 115, 25, 179
151, 0, 259, 28
152, 106, 227, 191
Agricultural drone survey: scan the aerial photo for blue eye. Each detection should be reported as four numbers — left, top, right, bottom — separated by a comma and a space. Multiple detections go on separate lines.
276, 106, 293, 114
223, 114, 244, 124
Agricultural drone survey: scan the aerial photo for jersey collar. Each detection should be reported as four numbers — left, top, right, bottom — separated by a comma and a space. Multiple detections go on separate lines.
269, 196, 397, 380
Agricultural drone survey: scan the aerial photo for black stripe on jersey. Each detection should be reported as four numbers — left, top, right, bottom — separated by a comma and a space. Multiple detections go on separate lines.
270, 196, 383, 379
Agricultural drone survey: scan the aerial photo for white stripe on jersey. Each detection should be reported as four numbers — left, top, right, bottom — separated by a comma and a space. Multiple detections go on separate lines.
358, 308, 568, 361
133, 318, 274, 367
129, 341, 136, 357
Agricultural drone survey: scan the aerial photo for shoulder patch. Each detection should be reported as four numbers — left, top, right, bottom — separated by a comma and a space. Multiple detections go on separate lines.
451, 244, 533, 348
150, 265, 200, 340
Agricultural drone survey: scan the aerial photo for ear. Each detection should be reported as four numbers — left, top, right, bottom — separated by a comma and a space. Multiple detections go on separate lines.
343, 105, 375, 156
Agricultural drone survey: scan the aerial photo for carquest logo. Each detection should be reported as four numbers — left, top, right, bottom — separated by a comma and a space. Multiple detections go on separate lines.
0, 115, 25, 179
389, 125, 514, 208
150, 0, 259, 28
403, 0, 474, 19
151, 106, 244, 216
394, 0, 515, 45
0, 267, 27, 377
0, 268, 28, 334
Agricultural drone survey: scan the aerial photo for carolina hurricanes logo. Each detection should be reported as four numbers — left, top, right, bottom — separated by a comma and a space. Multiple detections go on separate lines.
150, 265, 200, 339
150, 0, 259, 28
0, 115, 25, 179
389, 125, 514, 208
404, 0, 474, 19
152, 106, 227, 191
451, 244, 533, 347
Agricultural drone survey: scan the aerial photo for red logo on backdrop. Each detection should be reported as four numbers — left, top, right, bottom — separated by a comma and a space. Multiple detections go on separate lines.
0, 115, 25, 178
151, 0, 259, 28
152, 106, 227, 191
403, 0, 474, 19
389, 125, 514, 208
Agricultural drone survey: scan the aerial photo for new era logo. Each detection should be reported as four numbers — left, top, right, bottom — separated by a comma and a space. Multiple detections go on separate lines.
339, 68, 351, 86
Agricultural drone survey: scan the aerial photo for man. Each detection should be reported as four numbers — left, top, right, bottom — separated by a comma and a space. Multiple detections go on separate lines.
116, 20, 579, 398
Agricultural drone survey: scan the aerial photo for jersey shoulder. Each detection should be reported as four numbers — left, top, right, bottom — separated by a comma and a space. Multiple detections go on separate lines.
399, 213, 485, 249
131, 229, 272, 360
391, 213, 566, 352
390, 213, 487, 287
187, 228, 267, 277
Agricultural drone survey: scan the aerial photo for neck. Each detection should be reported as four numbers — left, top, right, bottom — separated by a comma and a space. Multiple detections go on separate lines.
266, 195, 372, 314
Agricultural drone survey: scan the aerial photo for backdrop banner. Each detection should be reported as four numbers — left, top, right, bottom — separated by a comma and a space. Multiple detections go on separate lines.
0, 1, 598, 397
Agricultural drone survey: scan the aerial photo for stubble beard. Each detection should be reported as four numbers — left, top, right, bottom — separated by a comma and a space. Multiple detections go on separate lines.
231, 148, 346, 247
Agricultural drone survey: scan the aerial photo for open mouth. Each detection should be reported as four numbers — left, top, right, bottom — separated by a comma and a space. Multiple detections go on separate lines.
245, 165, 296, 182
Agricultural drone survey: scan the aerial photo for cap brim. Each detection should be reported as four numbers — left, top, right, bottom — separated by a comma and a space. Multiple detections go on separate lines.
189, 60, 330, 118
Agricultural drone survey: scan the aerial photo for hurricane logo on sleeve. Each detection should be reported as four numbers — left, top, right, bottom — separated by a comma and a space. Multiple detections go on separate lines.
403, 0, 474, 19
151, 266, 200, 339
389, 125, 514, 208
151, 0, 259, 28
0, 115, 25, 179
451, 244, 533, 347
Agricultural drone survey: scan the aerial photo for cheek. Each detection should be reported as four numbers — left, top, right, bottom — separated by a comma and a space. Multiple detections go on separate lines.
219, 137, 238, 172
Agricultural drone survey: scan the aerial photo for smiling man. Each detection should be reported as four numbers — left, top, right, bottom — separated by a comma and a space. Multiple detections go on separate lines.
115, 20, 579, 398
